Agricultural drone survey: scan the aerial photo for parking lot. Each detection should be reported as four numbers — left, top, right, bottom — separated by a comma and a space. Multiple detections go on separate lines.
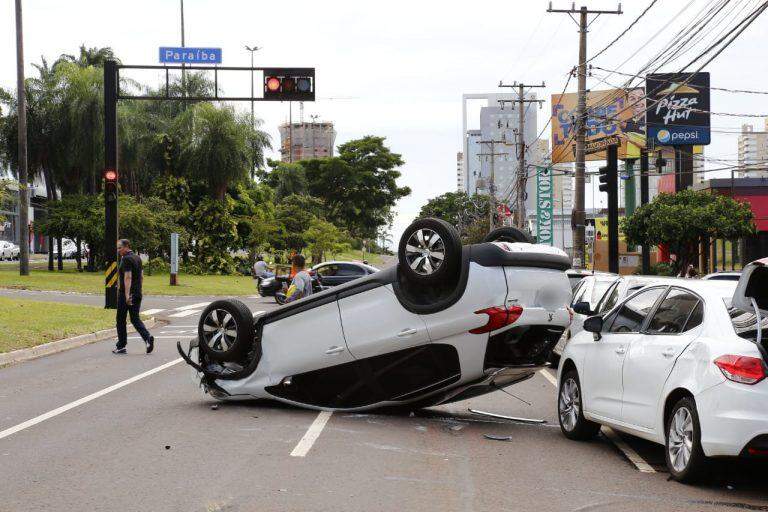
0, 292, 765, 512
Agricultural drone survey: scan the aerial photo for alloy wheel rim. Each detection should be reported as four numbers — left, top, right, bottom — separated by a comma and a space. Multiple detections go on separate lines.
404, 228, 446, 276
668, 407, 694, 473
201, 309, 238, 352
559, 378, 580, 431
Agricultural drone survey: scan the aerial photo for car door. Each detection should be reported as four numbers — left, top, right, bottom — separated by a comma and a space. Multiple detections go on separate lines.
621, 288, 704, 429
336, 263, 367, 284
338, 285, 430, 360
582, 286, 667, 421
315, 264, 342, 287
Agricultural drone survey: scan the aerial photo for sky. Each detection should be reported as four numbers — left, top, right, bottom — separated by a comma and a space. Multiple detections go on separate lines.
2, 0, 767, 246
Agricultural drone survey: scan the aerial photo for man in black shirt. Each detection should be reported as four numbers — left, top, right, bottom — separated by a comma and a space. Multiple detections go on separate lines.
113, 239, 154, 354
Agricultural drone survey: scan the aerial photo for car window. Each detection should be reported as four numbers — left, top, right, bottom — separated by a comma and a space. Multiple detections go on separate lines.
646, 289, 702, 334
589, 280, 615, 310
571, 279, 591, 306
316, 265, 338, 277
607, 287, 666, 334
598, 282, 621, 313
685, 301, 704, 331
337, 264, 365, 276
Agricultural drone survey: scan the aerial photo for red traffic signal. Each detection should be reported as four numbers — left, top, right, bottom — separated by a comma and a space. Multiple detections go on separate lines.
263, 69, 315, 101
265, 76, 281, 92
104, 169, 118, 182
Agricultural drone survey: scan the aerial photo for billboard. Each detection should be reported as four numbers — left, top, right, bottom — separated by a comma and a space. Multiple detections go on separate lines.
646, 73, 710, 146
551, 88, 646, 164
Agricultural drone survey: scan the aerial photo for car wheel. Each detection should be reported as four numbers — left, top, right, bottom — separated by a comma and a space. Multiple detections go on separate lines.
275, 292, 287, 305
665, 397, 709, 483
483, 227, 533, 244
398, 218, 461, 285
197, 299, 254, 362
558, 369, 601, 440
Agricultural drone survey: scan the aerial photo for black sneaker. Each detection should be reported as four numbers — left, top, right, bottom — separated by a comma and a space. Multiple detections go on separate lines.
112, 348, 127, 355
146, 336, 155, 354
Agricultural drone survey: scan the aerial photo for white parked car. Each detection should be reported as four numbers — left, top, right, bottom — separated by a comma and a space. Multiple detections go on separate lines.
551, 274, 681, 365
702, 271, 741, 281
0, 240, 19, 260
557, 259, 768, 482
179, 220, 573, 411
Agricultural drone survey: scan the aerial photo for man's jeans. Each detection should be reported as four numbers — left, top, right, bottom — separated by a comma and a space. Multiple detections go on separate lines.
116, 295, 151, 349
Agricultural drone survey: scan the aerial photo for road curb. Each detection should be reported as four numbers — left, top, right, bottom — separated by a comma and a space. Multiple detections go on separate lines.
0, 317, 164, 368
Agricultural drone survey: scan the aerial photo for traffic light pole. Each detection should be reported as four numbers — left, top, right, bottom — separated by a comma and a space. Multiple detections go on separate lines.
607, 145, 619, 275
104, 60, 119, 309
640, 149, 650, 275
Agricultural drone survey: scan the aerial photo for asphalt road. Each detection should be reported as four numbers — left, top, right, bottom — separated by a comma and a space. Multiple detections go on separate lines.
1, 290, 767, 511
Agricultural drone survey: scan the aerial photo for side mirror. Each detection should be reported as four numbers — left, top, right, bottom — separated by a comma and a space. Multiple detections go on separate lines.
583, 316, 604, 340
572, 301, 594, 316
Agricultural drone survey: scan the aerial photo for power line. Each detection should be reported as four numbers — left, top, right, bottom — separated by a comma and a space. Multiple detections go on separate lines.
587, 0, 661, 64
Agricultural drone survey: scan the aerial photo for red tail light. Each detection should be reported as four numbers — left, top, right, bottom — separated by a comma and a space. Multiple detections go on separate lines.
469, 306, 523, 334
714, 355, 766, 385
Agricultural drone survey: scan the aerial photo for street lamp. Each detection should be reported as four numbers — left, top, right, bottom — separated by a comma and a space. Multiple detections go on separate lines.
244, 44, 260, 175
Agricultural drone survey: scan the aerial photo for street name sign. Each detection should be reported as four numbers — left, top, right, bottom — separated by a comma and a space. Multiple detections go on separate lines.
159, 47, 222, 64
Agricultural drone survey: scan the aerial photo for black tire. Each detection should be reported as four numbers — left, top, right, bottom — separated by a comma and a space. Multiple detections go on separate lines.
558, 369, 601, 441
197, 299, 254, 362
275, 292, 287, 305
665, 397, 709, 483
398, 218, 462, 285
483, 227, 533, 244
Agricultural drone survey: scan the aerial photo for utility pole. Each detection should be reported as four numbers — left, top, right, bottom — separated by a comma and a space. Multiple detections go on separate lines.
477, 140, 510, 231
498, 81, 545, 229
15, 0, 29, 275
547, 2, 622, 268
180, 0, 186, 97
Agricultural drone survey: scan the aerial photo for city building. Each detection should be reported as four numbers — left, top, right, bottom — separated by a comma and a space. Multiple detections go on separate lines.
456, 152, 465, 191
737, 120, 768, 177
279, 120, 336, 162
460, 93, 537, 215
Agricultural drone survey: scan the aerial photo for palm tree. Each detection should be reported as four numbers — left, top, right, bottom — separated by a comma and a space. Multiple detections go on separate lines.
58, 45, 118, 68
177, 103, 270, 200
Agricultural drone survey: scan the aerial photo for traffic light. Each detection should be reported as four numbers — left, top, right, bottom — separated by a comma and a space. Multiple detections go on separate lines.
599, 144, 619, 274
104, 168, 118, 202
263, 68, 315, 101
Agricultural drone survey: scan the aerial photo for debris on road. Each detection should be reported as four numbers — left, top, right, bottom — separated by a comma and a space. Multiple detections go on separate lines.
165, 445, 170, 450
211, 404, 219, 410
483, 434, 513, 442
469, 408, 546, 425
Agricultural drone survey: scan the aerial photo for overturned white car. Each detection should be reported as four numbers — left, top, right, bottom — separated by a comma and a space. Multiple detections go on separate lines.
178, 219, 573, 411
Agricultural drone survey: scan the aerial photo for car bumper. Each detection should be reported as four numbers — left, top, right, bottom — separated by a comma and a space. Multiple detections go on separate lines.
697, 378, 768, 457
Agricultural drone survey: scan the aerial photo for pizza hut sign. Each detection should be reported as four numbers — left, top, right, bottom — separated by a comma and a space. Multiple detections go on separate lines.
645, 72, 710, 146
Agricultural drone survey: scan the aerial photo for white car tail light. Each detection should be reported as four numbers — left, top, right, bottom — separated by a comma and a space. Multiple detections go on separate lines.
714, 355, 766, 385
469, 306, 523, 334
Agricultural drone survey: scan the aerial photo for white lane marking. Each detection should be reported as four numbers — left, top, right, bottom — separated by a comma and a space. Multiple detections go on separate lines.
539, 369, 656, 474
173, 302, 210, 311
539, 369, 558, 386
168, 309, 201, 318
140, 308, 165, 315
601, 427, 657, 473
0, 358, 183, 442
290, 411, 333, 457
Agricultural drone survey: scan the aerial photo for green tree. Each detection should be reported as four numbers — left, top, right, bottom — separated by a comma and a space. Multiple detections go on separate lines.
304, 218, 352, 263
419, 191, 491, 243
301, 136, 410, 239
189, 197, 238, 274
273, 194, 325, 252
59, 45, 118, 68
621, 190, 755, 274
176, 103, 266, 200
